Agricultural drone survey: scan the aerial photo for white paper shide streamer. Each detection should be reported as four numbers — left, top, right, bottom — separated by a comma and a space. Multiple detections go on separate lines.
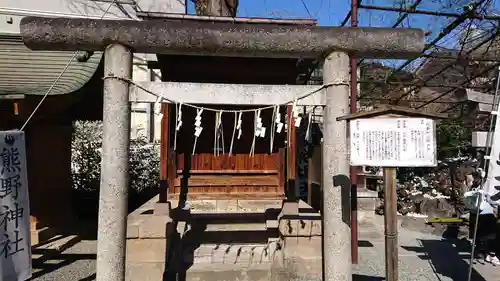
176, 103, 183, 131
173, 103, 183, 150
192, 108, 203, 155
275, 107, 284, 134
255, 110, 266, 138
236, 112, 243, 139
214, 111, 224, 156
292, 100, 301, 127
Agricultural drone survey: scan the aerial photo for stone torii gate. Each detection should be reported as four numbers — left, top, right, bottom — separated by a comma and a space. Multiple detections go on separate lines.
20, 16, 424, 281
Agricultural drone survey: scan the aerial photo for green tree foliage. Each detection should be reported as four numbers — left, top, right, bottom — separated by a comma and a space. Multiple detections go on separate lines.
436, 119, 470, 160
71, 120, 160, 194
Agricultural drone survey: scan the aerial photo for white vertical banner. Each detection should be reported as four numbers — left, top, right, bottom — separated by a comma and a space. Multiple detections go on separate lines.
483, 130, 500, 204
0, 131, 31, 281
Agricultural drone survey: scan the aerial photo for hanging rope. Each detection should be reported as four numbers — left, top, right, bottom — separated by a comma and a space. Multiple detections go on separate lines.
220, 112, 225, 155
214, 110, 224, 156
99, 75, 347, 157
229, 111, 238, 156
305, 111, 313, 142
20, 1, 119, 131
249, 110, 258, 157
104, 75, 345, 113
270, 106, 278, 154
214, 111, 219, 156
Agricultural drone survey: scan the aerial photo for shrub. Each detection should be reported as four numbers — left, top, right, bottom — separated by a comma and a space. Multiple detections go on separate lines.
71, 120, 160, 216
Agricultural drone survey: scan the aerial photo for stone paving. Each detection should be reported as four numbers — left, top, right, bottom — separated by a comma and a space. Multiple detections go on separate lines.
30, 213, 500, 281
354, 215, 500, 281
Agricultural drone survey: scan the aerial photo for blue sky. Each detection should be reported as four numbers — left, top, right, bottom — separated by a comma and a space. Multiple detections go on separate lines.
187, 0, 350, 25
186, 0, 491, 30
186, 0, 499, 69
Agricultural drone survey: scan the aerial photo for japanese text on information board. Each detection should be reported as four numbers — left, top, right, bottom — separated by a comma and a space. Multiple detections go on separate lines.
349, 118, 437, 167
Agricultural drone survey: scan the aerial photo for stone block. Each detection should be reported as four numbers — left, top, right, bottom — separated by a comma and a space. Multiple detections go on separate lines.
138, 215, 172, 239
358, 197, 378, 212
216, 200, 238, 212
127, 222, 140, 239
30, 216, 44, 231
185, 267, 272, 281
266, 219, 279, 229
126, 239, 168, 263
153, 202, 171, 216
237, 200, 282, 213
358, 210, 376, 224
276, 256, 322, 281
282, 236, 322, 259
278, 219, 299, 236
298, 219, 321, 236
278, 218, 321, 237
126, 262, 166, 281
187, 200, 218, 213
33, 234, 80, 252
30, 226, 57, 246
279, 201, 299, 217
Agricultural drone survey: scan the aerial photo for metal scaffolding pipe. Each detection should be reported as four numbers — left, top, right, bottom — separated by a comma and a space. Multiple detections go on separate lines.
349, 0, 359, 266
359, 4, 500, 20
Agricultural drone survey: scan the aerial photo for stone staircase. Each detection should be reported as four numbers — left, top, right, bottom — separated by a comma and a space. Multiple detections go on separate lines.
125, 194, 373, 281
126, 197, 287, 281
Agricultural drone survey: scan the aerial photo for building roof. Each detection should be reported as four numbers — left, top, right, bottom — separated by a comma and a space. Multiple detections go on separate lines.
136, 12, 318, 26
337, 105, 448, 121
0, 35, 102, 96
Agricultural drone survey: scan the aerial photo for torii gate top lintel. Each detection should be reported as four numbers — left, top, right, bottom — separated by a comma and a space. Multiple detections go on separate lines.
20, 16, 424, 59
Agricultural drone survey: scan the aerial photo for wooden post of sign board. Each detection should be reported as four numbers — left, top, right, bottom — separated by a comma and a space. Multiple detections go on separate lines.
337, 105, 446, 281
383, 166, 398, 281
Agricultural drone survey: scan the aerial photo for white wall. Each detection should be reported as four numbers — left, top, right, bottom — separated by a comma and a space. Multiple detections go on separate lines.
0, 0, 186, 34
131, 54, 162, 141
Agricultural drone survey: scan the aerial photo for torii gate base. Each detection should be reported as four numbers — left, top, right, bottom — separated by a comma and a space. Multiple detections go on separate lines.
20, 16, 424, 281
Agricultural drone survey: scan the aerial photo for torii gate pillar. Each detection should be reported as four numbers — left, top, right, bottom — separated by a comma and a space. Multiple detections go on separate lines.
97, 44, 132, 281
323, 51, 351, 281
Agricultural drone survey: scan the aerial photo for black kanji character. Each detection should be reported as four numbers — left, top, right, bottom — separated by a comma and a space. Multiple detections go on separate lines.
0, 174, 21, 200
0, 147, 21, 176
0, 230, 24, 259
0, 206, 8, 232
0, 203, 24, 232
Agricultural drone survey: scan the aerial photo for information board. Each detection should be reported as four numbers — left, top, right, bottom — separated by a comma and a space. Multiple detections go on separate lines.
0, 131, 31, 281
349, 118, 437, 167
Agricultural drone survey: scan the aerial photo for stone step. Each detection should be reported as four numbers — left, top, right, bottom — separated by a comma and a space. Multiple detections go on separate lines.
176, 221, 278, 245
357, 190, 378, 212
169, 199, 282, 214
177, 222, 270, 234
188, 241, 282, 266
126, 261, 277, 281
184, 266, 273, 281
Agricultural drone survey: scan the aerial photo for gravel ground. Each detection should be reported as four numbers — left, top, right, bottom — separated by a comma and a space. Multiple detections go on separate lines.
30, 214, 500, 281
31, 239, 96, 281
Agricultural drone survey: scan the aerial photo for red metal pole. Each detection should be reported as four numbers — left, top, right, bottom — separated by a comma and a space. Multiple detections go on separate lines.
350, 0, 359, 265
